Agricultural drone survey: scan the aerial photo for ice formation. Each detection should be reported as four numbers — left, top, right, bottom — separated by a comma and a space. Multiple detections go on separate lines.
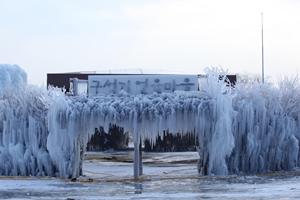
0, 65, 51, 176
229, 76, 300, 173
0, 64, 300, 178
0, 64, 27, 88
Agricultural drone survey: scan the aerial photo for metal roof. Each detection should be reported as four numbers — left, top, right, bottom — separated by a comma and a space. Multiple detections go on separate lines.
63, 68, 198, 75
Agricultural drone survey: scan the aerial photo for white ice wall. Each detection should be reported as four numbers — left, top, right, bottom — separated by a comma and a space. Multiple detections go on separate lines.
229, 77, 300, 173
0, 64, 50, 176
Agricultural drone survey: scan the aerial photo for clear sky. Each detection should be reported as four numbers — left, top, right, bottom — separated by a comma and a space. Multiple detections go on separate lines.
1, 0, 299, 86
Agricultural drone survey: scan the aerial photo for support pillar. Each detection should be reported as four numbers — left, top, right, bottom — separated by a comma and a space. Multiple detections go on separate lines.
134, 132, 143, 178
139, 139, 143, 176
133, 136, 140, 178
72, 78, 79, 96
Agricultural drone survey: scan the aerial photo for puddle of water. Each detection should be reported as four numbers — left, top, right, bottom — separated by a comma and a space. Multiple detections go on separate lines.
0, 176, 299, 199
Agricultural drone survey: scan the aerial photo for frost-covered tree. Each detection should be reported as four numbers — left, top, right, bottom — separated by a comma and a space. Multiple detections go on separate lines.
236, 72, 271, 85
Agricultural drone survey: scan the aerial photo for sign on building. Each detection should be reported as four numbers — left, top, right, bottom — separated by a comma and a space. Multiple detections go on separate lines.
88, 75, 198, 95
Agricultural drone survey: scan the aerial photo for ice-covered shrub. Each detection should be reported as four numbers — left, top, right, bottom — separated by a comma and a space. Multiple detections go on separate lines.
0, 64, 27, 88
0, 83, 52, 176
229, 74, 300, 173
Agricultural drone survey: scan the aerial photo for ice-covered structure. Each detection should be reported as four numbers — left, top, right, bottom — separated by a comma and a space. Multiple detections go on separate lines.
0, 64, 300, 178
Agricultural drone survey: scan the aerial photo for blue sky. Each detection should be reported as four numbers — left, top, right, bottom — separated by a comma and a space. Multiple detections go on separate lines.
1, 0, 299, 85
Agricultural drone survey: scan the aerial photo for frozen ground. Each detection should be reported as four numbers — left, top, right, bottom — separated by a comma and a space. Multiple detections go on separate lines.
0, 151, 300, 200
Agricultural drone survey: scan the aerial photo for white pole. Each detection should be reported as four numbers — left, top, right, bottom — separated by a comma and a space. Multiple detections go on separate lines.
71, 78, 79, 95
261, 13, 265, 83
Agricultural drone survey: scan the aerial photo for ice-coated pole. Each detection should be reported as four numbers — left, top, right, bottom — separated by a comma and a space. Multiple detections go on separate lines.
133, 132, 141, 178
139, 139, 143, 176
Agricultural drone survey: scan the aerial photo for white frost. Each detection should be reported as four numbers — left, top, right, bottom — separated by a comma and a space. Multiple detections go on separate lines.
0, 64, 300, 178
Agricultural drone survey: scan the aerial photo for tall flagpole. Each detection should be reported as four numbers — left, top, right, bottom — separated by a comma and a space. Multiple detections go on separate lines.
261, 13, 265, 83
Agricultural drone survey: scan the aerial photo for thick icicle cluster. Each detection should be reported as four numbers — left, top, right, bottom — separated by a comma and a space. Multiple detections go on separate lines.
197, 68, 235, 175
0, 64, 54, 176
0, 64, 27, 88
229, 77, 300, 173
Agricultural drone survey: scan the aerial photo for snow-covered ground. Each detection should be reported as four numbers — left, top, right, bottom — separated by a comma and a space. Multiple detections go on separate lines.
1, 151, 299, 200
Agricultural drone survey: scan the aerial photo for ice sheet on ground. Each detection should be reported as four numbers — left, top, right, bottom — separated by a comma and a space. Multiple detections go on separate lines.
0, 151, 299, 200
83, 151, 199, 180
